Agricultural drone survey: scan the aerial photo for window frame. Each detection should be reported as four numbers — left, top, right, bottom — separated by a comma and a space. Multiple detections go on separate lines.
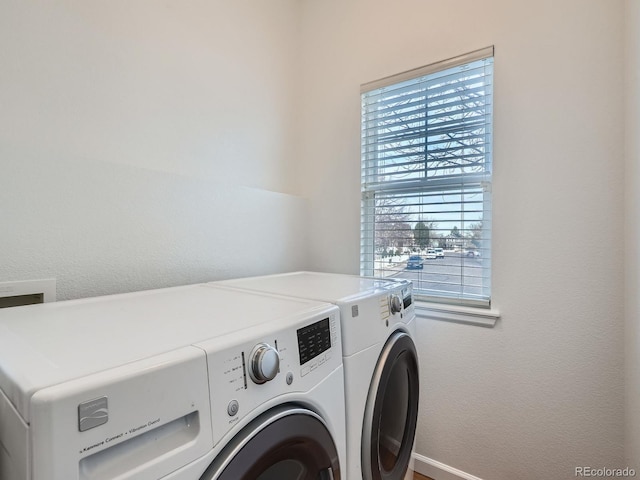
360, 47, 495, 310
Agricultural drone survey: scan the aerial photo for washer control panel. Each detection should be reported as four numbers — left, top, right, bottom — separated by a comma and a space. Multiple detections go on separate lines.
196, 306, 341, 446
248, 343, 280, 384
296, 317, 337, 377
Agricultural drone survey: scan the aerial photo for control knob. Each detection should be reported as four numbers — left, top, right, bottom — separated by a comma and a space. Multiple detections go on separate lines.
249, 343, 280, 384
390, 294, 402, 315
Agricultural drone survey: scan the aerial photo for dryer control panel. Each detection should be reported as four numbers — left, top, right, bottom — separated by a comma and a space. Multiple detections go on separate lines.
339, 280, 414, 355
195, 305, 341, 447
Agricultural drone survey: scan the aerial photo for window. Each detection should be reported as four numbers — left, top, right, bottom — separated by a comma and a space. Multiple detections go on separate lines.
360, 47, 494, 308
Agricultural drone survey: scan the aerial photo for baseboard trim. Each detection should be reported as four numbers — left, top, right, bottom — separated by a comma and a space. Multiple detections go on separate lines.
413, 453, 485, 480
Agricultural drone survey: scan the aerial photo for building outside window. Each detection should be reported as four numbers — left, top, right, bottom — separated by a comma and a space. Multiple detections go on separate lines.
360, 47, 494, 308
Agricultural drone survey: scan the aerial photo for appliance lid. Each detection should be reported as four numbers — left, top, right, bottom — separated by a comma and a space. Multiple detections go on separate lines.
0, 284, 331, 420
217, 271, 410, 303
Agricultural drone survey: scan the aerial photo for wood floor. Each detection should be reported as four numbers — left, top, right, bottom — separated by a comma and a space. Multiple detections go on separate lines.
414, 472, 434, 480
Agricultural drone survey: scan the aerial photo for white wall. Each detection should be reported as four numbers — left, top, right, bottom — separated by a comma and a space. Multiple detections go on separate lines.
0, 0, 305, 300
625, 0, 640, 470
298, 0, 626, 478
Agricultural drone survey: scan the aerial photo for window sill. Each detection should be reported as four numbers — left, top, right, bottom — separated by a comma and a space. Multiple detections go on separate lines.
414, 301, 500, 328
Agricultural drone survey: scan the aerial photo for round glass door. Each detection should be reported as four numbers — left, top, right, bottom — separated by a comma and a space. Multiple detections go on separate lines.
200, 406, 340, 480
362, 331, 419, 480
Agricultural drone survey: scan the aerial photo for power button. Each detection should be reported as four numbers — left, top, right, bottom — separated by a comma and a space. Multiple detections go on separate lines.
227, 400, 239, 417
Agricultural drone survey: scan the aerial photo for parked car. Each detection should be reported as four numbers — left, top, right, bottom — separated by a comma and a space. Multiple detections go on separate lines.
434, 248, 444, 258
406, 255, 424, 269
425, 250, 437, 260
466, 250, 481, 257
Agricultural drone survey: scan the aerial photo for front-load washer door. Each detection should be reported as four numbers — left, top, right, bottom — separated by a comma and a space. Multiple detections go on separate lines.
200, 405, 340, 480
362, 331, 419, 480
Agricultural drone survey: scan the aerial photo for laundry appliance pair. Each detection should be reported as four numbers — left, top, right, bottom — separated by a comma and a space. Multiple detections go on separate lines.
217, 272, 420, 480
0, 283, 346, 480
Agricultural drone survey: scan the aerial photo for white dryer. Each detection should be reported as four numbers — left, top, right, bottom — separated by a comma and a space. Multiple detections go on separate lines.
0, 284, 346, 480
217, 272, 419, 480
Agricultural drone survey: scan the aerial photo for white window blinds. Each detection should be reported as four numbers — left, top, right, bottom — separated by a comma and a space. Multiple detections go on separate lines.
360, 48, 494, 307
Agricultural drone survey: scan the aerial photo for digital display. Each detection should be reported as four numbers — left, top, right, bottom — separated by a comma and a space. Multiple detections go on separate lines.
297, 318, 331, 366
403, 293, 413, 309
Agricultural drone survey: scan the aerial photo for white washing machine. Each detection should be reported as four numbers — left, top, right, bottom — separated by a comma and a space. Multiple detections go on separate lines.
217, 272, 420, 480
0, 283, 346, 480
